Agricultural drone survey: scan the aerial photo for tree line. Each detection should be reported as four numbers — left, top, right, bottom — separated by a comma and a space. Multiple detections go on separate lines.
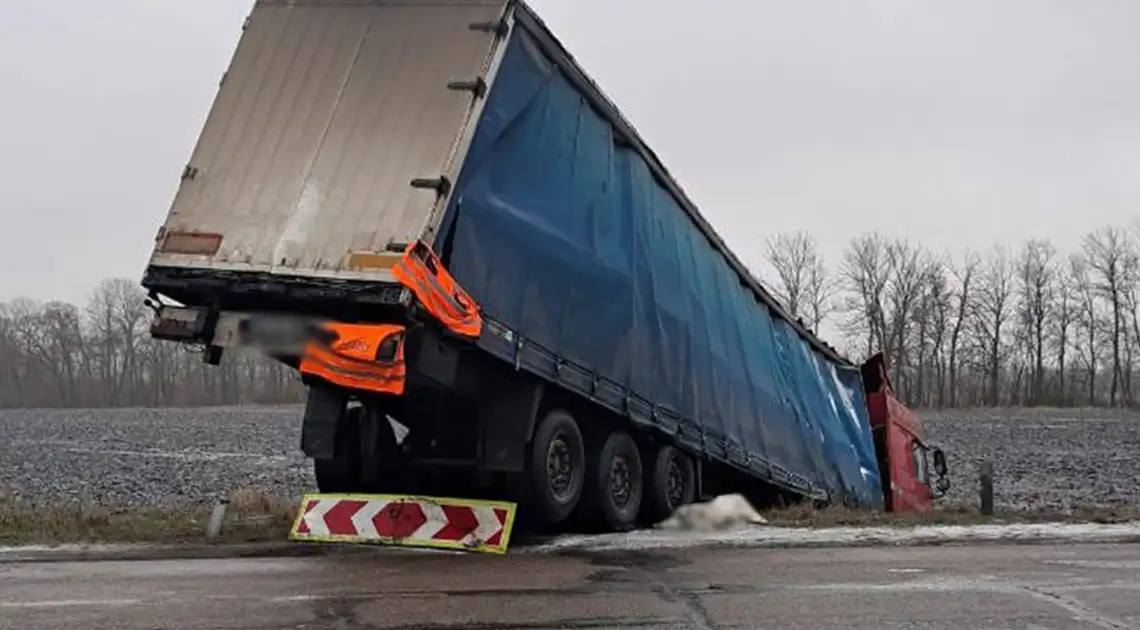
1, 221, 1137, 409
0, 278, 303, 409
764, 221, 1140, 409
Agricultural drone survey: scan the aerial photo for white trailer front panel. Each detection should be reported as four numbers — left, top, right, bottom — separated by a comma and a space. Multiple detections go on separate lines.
148, 0, 508, 282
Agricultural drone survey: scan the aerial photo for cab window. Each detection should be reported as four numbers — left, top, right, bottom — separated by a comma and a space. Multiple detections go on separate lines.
911, 442, 930, 486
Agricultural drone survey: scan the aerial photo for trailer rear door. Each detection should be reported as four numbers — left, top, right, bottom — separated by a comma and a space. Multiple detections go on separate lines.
148, 0, 507, 282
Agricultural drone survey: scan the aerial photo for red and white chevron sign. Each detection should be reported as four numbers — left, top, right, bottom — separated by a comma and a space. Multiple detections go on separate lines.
289, 493, 517, 555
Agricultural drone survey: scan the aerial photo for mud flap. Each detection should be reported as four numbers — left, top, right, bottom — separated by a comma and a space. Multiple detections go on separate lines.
289, 493, 517, 555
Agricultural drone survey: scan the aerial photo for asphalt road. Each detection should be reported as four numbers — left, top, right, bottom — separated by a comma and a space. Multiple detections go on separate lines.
2, 543, 1140, 629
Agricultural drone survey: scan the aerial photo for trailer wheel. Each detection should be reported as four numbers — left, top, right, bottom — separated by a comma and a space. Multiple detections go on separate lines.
583, 430, 643, 532
643, 445, 696, 524
313, 405, 363, 493
313, 403, 407, 494
528, 409, 585, 524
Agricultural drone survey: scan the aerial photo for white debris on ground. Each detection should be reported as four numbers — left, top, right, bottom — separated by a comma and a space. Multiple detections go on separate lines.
524, 521, 1140, 554
654, 493, 768, 531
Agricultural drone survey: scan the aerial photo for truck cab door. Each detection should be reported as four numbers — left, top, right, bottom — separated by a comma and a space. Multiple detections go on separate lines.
860, 352, 949, 512
894, 435, 951, 511
886, 424, 932, 513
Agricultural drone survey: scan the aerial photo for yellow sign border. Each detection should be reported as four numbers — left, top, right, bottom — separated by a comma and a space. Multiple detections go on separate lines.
288, 492, 518, 555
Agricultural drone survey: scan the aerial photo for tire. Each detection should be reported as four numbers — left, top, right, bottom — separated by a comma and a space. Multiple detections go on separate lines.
313, 403, 407, 494
583, 430, 644, 532
313, 405, 363, 493
642, 444, 697, 524
528, 409, 586, 525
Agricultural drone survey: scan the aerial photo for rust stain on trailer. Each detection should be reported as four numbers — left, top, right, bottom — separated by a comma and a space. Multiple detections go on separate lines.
157, 231, 224, 256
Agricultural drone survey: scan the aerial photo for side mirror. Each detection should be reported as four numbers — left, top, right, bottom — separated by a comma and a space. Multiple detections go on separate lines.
932, 448, 948, 477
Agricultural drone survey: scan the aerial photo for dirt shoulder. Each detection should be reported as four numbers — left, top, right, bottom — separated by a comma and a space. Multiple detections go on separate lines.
0, 488, 295, 547
761, 502, 1140, 528
3, 489, 1138, 548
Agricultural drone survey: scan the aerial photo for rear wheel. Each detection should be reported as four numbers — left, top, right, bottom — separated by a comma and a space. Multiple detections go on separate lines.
313, 405, 363, 493
582, 430, 643, 532
642, 444, 696, 524
313, 402, 408, 494
527, 409, 586, 525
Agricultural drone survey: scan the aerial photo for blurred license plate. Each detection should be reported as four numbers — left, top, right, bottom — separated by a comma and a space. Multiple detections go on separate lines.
238, 315, 317, 352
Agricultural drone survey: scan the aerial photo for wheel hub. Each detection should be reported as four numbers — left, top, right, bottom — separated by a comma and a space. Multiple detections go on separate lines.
666, 456, 685, 507
609, 456, 632, 508
547, 436, 574, 501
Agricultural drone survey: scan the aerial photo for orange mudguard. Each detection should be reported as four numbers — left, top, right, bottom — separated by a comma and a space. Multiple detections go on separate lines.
393, 241, 483, 338
299, 323, 407, 395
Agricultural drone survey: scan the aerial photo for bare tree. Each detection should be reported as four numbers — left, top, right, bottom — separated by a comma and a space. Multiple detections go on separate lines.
946, 251, 979, 407
1016, 239, 1056, 405
85, 278, 149, 406
764, 230, 837, 331
1130, 221, 1140, 404
969, 246, 1017, 406
0, 302, 27, 407
0, 282, 305, 409
1051, 261, 1076, 405
1081, 227, 1131, 406
880, 240, 932, 391
1070, 254, 1100, 406
901, 252, 952, 407
1118, 232, 1140, 405
838, 233, 893, 359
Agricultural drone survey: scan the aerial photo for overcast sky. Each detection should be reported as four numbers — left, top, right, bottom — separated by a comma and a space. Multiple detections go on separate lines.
0, 0, 1137, 308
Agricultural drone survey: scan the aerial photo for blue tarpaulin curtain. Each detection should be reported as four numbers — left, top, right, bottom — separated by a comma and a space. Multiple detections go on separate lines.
435, 27, 883, 509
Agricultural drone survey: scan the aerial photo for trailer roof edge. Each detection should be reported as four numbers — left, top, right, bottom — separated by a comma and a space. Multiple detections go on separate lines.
511, 1, 854, 368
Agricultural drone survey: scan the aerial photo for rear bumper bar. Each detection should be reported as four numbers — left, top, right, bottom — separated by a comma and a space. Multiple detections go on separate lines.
142, 265, 411, 318
150, 305, 325, 352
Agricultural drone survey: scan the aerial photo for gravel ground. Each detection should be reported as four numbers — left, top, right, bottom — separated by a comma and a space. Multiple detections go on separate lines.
924, 407, 1140, 511
0, 406, 313, 508
1, 405, 1138, 512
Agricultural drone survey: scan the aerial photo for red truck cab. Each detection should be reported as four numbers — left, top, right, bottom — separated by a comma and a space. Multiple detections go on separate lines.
861, 353, 950, 513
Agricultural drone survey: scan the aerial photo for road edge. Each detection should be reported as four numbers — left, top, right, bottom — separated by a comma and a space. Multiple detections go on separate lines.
0, 541, 400, 564
4, 524, 1140, 563
529, 522, 1140, 555
553, 532, 1140, 554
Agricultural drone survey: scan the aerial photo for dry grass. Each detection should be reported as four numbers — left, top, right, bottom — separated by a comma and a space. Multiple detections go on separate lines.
2, 487, 1138, 547
0, 487, 298, 547
760, 502, 1140, 528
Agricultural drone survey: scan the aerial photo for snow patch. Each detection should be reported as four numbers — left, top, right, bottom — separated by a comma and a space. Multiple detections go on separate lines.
524, 521, 1140, 554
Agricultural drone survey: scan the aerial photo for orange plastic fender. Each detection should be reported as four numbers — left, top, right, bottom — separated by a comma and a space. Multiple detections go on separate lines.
299, 323, 407, 395
393, 241, 483, 338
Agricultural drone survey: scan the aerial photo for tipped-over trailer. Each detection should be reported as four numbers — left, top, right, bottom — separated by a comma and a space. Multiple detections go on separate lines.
142, 0, 949, 532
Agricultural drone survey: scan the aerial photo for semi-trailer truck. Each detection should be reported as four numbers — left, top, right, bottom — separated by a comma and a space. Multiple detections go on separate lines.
142, 0, 950, 533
